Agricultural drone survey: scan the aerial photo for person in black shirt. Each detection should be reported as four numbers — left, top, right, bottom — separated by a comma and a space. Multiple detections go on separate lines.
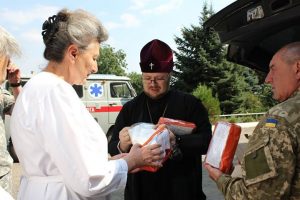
108, 39, 212, 200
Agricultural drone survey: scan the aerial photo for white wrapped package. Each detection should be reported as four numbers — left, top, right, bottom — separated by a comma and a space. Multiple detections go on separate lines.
128, 123, 171, 172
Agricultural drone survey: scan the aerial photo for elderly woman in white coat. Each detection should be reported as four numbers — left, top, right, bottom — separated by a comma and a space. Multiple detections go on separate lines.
10, 9, 163, 200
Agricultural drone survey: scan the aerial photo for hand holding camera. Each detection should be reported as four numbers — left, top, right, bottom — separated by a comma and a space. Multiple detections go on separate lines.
7, 62, 21, 87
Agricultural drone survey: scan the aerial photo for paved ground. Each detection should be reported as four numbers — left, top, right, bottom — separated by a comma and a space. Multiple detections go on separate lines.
11, 124, 256, 200
11, 164, 21, 199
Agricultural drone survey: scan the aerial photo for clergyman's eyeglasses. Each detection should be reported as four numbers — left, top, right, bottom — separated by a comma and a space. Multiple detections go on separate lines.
142, 76, 169, 84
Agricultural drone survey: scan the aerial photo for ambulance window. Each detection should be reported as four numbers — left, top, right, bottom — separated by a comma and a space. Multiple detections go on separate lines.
72, 85, 83, 98
110, 82, 132, 98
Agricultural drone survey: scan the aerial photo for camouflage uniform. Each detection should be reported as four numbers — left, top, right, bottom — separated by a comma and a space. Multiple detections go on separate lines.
216, 90, 300, 200
0, 88, 14, 194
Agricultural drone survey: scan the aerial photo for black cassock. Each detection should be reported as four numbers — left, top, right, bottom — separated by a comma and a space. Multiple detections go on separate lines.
108, 90, 212, 200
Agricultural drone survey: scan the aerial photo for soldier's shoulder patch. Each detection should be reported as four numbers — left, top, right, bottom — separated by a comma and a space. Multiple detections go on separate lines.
265, 118, 278, 128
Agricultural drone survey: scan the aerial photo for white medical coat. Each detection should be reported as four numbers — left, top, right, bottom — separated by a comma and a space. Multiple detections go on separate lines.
0, 186, 14, 200
10, 72, 128, 200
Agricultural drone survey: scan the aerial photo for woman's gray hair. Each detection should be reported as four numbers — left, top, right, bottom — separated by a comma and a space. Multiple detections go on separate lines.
42, 9, 108, 62
0, 26, 21, 57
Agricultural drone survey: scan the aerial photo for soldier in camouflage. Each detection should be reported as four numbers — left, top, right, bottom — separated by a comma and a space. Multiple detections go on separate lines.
0, 26, 22, 196
205, 41, 300, 199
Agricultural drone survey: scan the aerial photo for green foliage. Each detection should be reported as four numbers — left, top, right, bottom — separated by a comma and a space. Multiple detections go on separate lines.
257, 84, 277, 108
235, 92, 265, 113
127, 72, 143, 95
216, 62, 241, 113
97, 44, 127, 76
192, 84, 221, 123
216, 61, 261, 114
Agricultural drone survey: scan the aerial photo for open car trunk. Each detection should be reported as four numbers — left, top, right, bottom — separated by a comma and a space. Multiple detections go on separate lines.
205, 0, 300, 72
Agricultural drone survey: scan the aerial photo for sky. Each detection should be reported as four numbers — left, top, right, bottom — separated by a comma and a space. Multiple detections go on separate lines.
0, 0, 235, 75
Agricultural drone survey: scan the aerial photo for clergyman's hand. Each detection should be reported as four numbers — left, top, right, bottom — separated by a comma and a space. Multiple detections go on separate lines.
119, 127, 132, 152
168, 130, 176, 148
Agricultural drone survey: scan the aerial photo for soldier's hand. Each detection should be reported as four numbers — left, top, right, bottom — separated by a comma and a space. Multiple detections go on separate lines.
7, 62, 21, 84
204, 163, 223, 181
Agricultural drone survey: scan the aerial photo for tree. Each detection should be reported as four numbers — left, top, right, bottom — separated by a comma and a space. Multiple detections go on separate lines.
257, 84, 277, 108
173, 3, 245, 114
127, 72, 143, 95
173, 3, 223, 93
216, 63, 242, 114
97, 44, 127, 76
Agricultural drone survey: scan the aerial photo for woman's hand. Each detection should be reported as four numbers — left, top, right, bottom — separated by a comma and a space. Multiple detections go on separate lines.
140, 143, 163, 165
123, 143, 164, 172
109, 153, 128, 160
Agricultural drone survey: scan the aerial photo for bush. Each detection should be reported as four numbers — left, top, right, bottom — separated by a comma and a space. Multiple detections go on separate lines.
192, 84, 221, 123
235, 92, 265, 113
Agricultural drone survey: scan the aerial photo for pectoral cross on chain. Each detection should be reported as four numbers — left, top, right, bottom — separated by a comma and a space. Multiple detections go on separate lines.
149, 62, 154, 70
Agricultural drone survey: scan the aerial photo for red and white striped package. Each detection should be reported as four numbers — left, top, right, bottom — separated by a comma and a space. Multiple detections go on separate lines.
205, 121, 241, 173
158, 117, 196, 135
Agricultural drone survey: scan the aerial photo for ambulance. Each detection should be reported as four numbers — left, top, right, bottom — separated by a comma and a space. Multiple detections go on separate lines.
5, 74, 137, 141
73, 74, 136, 140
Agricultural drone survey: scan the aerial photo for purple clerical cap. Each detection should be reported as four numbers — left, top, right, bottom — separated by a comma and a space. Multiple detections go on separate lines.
140, 39, 174, 73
